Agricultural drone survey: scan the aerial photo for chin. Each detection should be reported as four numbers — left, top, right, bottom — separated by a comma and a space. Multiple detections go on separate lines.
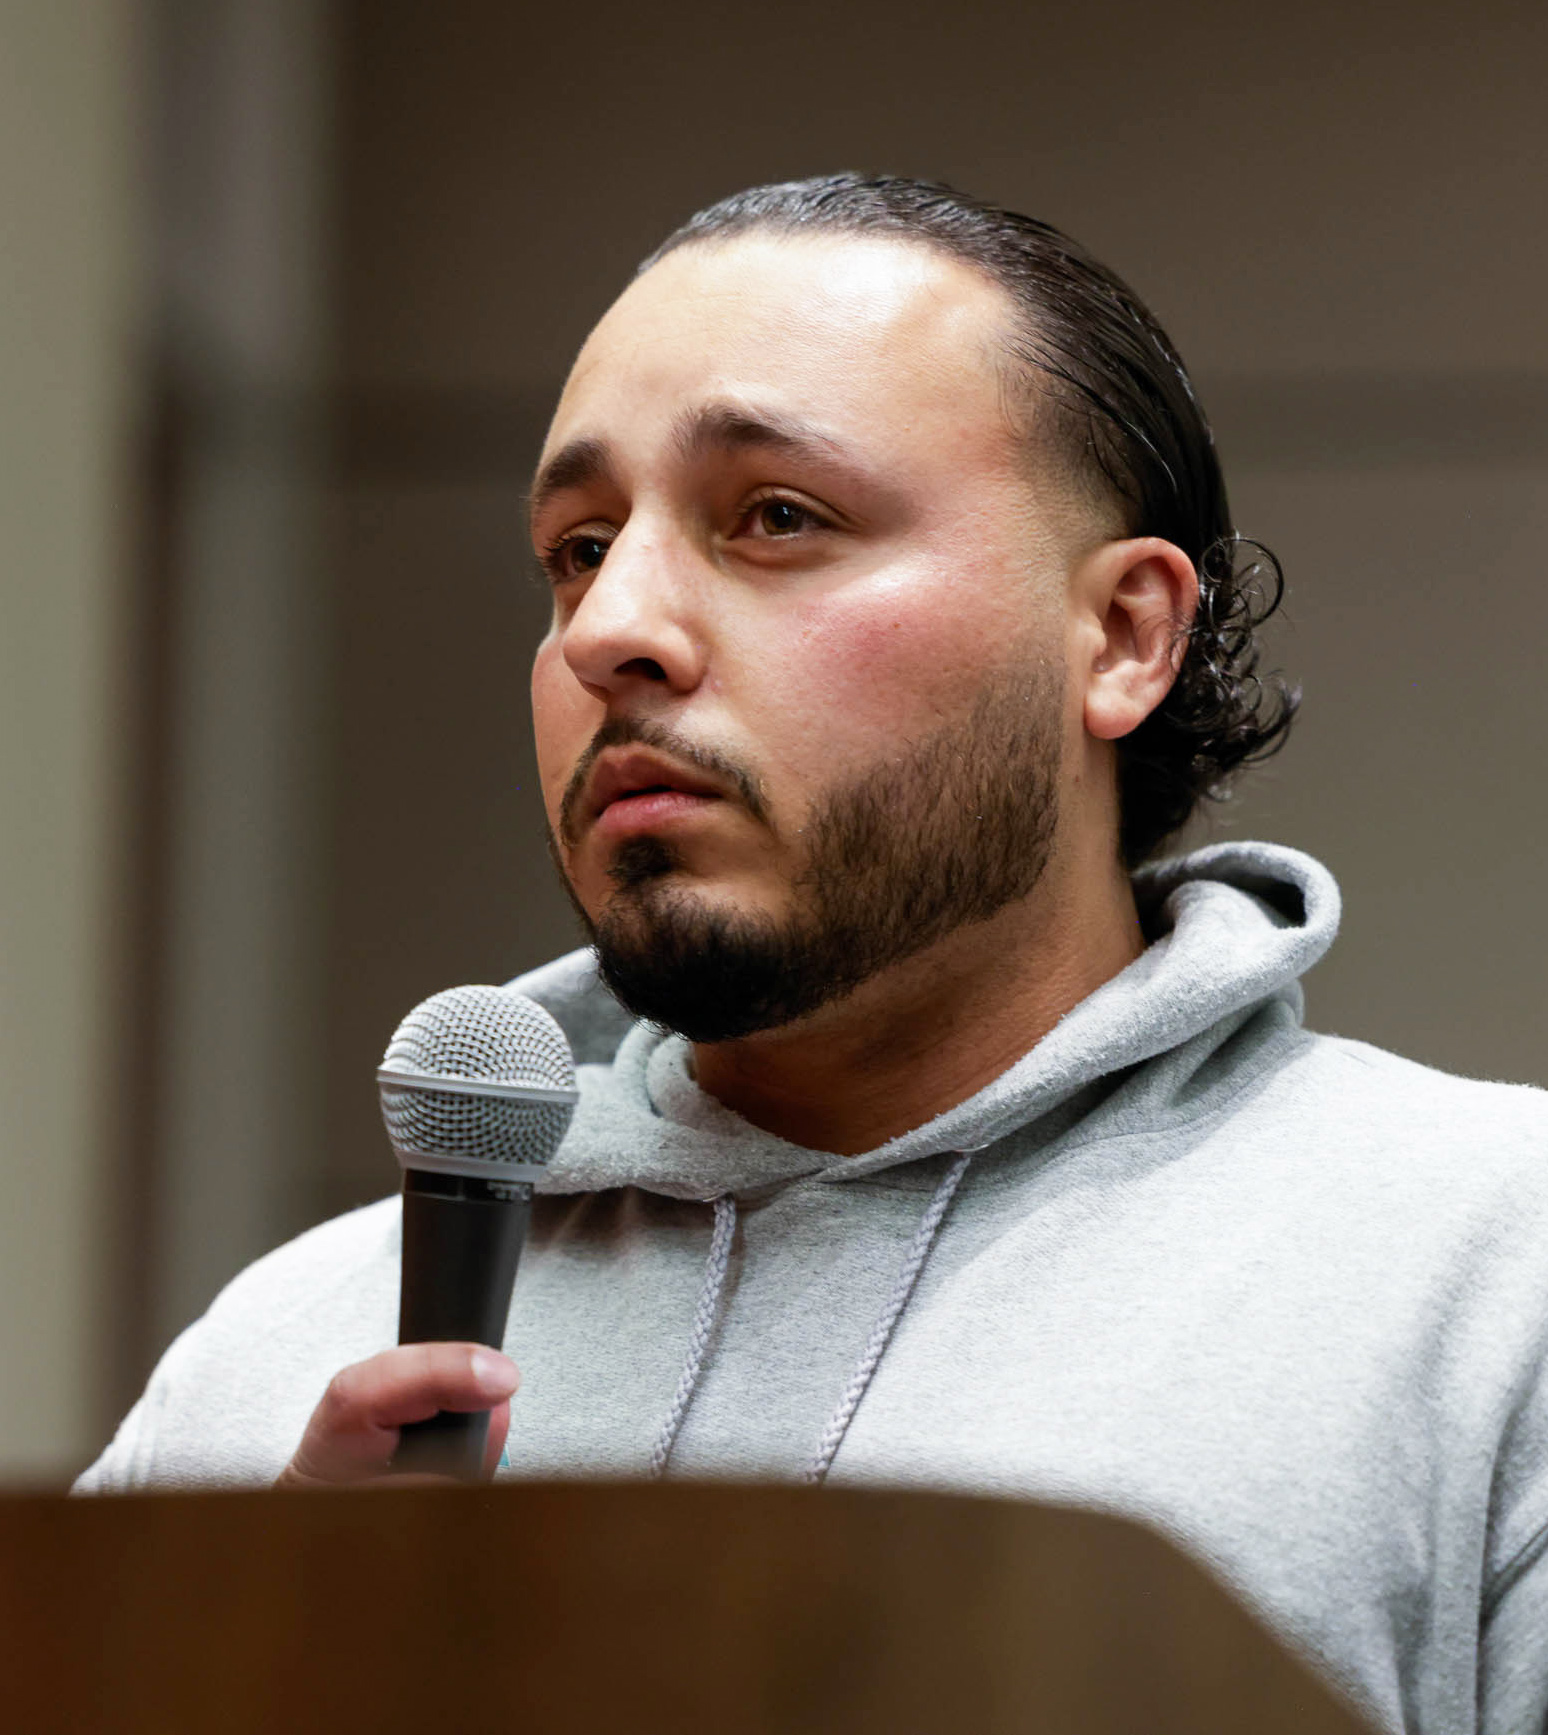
586, 873, 862, 1044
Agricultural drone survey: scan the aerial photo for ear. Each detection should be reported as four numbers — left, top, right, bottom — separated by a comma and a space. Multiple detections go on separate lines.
1076, 537, 1199, 742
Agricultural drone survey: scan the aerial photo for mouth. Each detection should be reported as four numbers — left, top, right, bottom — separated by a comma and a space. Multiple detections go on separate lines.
582, 747, 728, 841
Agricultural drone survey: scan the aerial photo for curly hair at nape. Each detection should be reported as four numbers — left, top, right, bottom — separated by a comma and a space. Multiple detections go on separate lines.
1116, 535, 1299, 868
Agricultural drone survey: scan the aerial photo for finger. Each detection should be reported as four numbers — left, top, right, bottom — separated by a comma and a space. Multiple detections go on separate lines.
277, 1344, 519, 1488
481, 1398, 512, 1481
278, 1343, 518, 1487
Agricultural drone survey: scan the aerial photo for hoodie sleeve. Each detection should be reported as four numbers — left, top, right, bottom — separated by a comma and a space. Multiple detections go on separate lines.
72, 1320, 198, 1493
72, 1197, 403, 1494
1474, 1135, 1548, 1734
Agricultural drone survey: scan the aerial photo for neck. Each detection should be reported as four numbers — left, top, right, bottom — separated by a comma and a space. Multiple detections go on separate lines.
689, 838, 1145, 1155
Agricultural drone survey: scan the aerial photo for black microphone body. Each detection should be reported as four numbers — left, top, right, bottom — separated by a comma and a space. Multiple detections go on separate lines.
393, 1170, 533, 1477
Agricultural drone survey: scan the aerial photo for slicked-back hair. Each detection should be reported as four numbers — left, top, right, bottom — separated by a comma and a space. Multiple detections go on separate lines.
637, 173, 1296, 867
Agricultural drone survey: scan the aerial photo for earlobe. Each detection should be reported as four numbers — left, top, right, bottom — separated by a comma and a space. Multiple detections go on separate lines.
1080, 538, 1198, 743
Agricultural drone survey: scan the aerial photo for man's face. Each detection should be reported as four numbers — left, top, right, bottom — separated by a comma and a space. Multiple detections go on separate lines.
529, 233, 1102, 1040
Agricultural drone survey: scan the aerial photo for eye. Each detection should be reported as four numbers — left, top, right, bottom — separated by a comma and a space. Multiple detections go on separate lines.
541, 529, 612, 583
757, 499, 807, 535
742, 495, 825, 539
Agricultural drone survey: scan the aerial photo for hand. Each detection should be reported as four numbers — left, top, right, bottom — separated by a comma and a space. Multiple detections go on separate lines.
275, 1343, 520, 1489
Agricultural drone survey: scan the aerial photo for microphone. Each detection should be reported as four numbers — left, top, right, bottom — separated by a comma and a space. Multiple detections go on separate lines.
377, 985, 578, 1479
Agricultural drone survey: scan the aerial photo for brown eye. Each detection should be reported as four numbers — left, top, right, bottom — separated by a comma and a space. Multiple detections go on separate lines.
545, 532, 610, 582
756, 499, 810, 535
569, 535, 609, 572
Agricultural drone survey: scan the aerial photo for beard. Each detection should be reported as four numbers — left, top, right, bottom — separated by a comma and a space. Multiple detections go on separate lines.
557, 663, 1064, 1044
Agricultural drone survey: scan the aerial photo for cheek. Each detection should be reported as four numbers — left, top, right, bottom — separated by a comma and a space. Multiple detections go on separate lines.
775, 573, 1017, 740
530, 639, 596, 828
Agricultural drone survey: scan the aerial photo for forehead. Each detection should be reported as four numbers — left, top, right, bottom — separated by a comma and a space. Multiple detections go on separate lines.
540, 233, 1022, 477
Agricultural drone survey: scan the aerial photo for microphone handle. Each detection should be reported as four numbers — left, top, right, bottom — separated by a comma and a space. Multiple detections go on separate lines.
392, 1168, 533, 1480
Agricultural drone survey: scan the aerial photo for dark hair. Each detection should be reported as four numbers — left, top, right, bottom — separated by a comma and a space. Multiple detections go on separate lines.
638, 173, 1296, 867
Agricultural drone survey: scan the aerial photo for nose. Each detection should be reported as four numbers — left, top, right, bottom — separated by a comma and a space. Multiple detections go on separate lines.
558, 522, 706, 703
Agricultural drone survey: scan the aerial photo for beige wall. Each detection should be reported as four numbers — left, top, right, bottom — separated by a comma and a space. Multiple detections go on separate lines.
140, 0, 335, 1375
0, 1, 139, 1479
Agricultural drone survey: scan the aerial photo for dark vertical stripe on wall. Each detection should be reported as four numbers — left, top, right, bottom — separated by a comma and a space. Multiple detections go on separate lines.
102, 364, 185, 1421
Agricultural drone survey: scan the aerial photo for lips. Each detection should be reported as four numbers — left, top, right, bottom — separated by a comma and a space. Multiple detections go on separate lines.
583, 746, 727, 832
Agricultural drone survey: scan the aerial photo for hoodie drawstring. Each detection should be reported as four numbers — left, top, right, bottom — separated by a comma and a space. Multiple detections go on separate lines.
647, 1152, 972, 1482
648, 1191, 738, 1477
804, 1151, 971, 1485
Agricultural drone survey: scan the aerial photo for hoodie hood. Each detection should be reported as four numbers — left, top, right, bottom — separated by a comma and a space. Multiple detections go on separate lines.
511, 840, 1340, 1202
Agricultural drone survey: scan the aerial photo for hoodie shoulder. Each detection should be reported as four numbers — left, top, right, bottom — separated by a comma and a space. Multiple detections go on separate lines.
1258, 1030, 1548, 1215
507, 947, 637, 1065
1305, 1032, 1548, 1136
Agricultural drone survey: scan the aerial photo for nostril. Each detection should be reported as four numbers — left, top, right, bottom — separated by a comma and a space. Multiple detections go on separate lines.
616, 656, 668, 681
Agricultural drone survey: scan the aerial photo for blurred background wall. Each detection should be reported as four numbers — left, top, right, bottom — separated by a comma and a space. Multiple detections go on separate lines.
2, 0, 1544, 1481
0, 0, 139, 1482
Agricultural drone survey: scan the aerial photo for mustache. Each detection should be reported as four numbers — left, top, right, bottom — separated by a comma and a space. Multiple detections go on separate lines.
557, 714, 770, 849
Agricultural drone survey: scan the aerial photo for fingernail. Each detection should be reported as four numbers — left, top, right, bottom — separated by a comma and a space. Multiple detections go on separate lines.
471, 1348, 519, 1391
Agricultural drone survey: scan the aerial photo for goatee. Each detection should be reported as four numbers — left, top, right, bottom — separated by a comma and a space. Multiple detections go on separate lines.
561, 664, 1064, 1043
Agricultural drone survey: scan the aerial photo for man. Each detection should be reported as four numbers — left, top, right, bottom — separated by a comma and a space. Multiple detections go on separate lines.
79, 177, 1548, 1732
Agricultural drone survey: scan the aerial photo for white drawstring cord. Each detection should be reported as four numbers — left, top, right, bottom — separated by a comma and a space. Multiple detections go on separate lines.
648, 1192, 738, 1477
804, 1152, 972, 1485
647, 1150, 973, 1485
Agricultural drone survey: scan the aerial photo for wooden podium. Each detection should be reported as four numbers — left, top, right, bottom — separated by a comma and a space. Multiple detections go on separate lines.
0, 1481, 1372, 1733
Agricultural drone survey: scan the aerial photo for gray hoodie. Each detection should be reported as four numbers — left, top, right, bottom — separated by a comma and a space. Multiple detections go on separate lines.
77, 842, 1548, 1734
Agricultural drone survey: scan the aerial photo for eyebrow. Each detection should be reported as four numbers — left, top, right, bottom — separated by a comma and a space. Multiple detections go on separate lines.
529, 402, 859, 527
669, 402, 850, 469
528, 436, 618, 526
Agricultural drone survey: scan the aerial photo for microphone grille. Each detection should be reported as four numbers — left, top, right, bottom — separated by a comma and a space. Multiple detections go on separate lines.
379, 985, 577, 1170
